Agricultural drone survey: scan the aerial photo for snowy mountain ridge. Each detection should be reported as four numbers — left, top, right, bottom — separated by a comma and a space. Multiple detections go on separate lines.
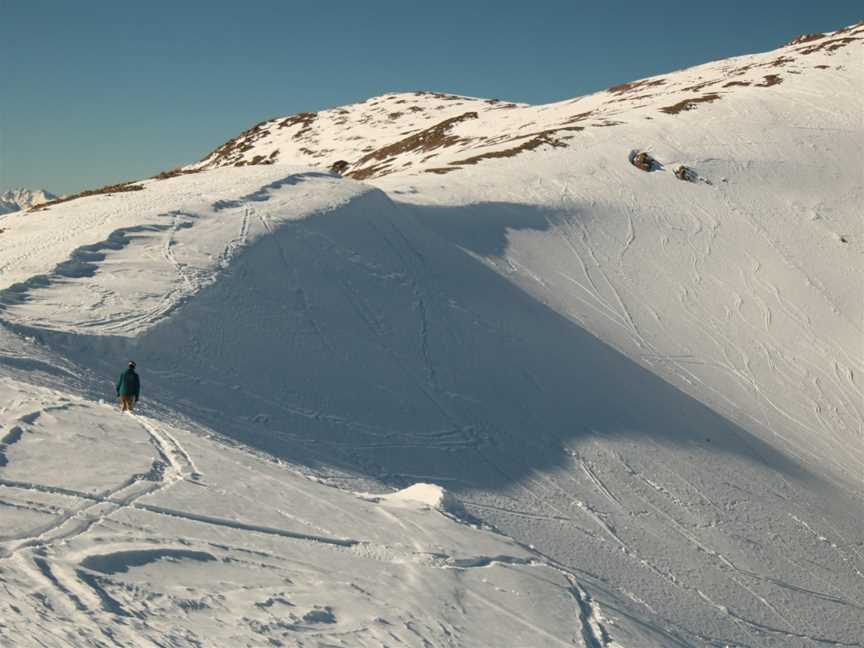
190, 22, 863, 182
0, 21, 862, 648
0, 188, 57, 214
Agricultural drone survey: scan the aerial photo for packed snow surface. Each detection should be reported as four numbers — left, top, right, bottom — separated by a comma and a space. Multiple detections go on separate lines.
0, 23, 862, 647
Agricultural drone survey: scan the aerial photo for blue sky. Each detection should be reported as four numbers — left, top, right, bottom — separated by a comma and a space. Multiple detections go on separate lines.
1, 1, 860, 194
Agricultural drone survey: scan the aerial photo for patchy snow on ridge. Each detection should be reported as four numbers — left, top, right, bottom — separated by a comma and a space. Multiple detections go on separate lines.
0, 21, 862, 648
189, 21, 864, 186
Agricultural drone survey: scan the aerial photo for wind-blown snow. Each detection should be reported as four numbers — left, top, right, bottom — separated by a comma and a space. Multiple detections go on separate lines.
0, 22, 862, 648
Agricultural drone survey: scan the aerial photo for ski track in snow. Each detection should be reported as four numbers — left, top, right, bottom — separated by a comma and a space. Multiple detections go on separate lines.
0, 375, 595, 647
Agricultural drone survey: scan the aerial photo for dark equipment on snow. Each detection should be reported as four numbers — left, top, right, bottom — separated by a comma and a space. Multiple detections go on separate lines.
674, 165, 697, 182
630, 151, 657, 172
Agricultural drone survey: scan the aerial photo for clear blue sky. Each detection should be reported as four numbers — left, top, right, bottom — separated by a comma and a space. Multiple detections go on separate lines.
1, 0, 860, 195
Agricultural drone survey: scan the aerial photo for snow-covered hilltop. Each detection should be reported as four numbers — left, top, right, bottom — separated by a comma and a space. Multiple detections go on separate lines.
0, 188, 57, 214
191, 23, 863, 183
0, 22, 862, 648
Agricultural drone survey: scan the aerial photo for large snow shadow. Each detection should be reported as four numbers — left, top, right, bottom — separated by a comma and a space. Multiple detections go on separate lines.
409, 201, 552, 257
81, 549, 216, 575
43, 189, 816, 491
212, 171, 334, 211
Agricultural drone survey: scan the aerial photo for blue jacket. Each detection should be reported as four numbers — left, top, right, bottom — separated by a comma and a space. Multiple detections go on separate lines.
116, 368, 140, 398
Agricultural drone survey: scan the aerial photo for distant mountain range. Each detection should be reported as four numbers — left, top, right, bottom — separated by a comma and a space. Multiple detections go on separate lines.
0, 188, 57, 214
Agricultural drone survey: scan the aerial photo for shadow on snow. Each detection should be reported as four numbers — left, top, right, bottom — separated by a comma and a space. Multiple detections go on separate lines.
14, 185, 817, 492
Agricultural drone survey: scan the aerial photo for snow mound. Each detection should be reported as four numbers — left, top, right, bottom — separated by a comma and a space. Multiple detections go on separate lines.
359, 483, 459, 511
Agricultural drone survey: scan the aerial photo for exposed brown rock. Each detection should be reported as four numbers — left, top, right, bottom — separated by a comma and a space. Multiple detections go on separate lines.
450, 132, 568, 166
630, 151, 656, 172
329, 160, 350, 175
198, 120, 273, 167
277, 112, 318, 142
660, 94, 722, 115
608, 78, 666, 94
786, 33, 826, 46
347, 112, 479, 179
756, 74, 783, 87
728, 64, 754, 77
673, 165, 697, 182
248, 154, 275, 166
565, 111, 594, 123
681, 80, 721, 92
32, 182, 145, 211
610, 93, 658, 103
509, 126, 584, 141
797, 36, 861, 55
153, 167, 202, 180
348, 162, 393, 181
767, 56, 796, 67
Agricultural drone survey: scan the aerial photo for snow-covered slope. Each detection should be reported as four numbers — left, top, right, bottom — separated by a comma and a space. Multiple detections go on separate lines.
0, 324, 584, 647
0, 189, 57, 214
1, 22, 862, 648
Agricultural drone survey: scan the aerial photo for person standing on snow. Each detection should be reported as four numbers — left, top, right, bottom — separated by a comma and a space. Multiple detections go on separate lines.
116, 361, 140, 412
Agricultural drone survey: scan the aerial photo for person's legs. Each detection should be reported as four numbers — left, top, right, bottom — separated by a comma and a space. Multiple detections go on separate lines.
120, 396, 134, 411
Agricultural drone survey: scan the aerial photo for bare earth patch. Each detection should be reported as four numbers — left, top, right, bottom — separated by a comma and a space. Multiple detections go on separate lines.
608, 78, 666, 94
768, 56, 796, 67
278, 112, 318, 140
33, 182, 145, 211
660, 94, 722, 115
347, 112, 480, 179
786, 33, 826, 46
450, 130, 570, 166
199, 120, 273, 167
153, 168, 203, 181
756, 75, 783, 87
565, 111, 594, 123
680, 81, 721, 93
797, 37, 862, 55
